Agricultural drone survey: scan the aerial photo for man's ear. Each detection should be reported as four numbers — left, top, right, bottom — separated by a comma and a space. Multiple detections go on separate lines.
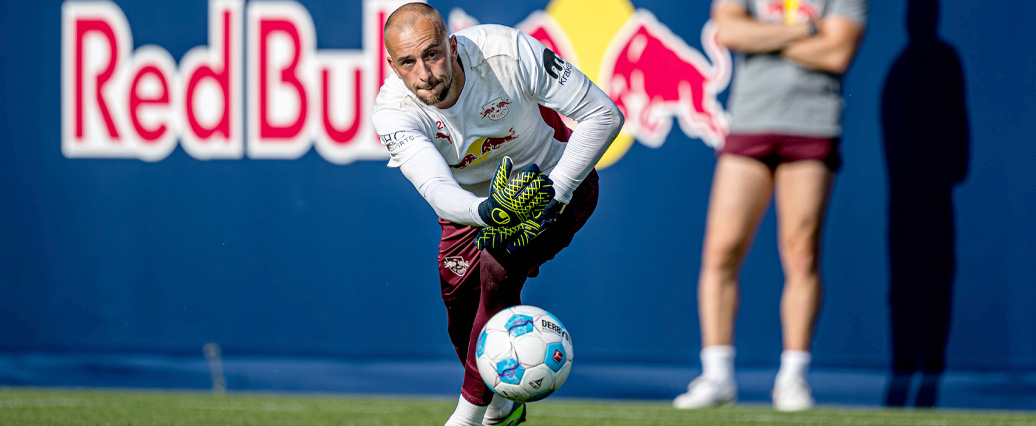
386, 57, 401, 78
449, 35, 458, 59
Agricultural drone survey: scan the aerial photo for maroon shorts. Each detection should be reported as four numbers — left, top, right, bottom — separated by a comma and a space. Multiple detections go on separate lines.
719, 133, 842, 171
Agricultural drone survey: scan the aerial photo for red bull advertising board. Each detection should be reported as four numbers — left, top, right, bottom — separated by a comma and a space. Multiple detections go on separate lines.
62, 0, 408, 163
62, 0, 729, 166
7, 0, 1036, 410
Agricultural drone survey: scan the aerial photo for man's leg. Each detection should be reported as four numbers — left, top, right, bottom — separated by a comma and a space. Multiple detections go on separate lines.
439, 219, 485, 364
771, 158, 834, 412
444, 289, 480, 363
438, 220, 494, 426
451, 253, 530, 426
452, 171, 599, 425
773, 159, 832, 352
459, 252, 528, 407
675, 154, 773, 409
699, 155, 775, 348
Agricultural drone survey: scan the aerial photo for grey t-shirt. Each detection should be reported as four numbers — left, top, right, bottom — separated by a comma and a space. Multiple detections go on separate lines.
716, 0, 867, 137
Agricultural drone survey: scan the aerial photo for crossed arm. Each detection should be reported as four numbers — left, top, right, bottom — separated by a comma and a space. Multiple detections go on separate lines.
712, 1, 865, 75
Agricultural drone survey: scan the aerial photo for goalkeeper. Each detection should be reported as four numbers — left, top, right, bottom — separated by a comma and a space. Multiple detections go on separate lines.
371, 3, 623, 426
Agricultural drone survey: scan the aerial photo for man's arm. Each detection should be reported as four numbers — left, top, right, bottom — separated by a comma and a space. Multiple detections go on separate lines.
398, 148, 553, 228
372, 108, 489, 226
381, 124, 553, 228
780, 15, 865, 75
548, 85, 623, 203
712, 1, 811, 54
397, 144, 488, 226
515, 31, 623, 203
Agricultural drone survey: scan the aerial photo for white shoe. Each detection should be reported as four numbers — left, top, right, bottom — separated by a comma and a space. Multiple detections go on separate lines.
772, 377, 815, 412
482, 403, 525, 426
672, 376, 737, 409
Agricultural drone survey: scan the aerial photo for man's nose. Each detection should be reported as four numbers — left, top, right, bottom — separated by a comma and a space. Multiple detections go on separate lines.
417, 60, 434, 80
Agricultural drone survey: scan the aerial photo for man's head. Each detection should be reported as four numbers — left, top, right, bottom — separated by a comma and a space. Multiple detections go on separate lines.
384, 3, 463, 108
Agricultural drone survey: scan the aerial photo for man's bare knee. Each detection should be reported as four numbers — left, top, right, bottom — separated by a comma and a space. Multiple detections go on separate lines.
780, 235, 820, 278
702, 238, 748, 276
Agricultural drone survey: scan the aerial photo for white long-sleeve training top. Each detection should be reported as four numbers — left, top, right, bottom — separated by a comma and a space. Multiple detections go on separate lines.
372, 24, 623, 226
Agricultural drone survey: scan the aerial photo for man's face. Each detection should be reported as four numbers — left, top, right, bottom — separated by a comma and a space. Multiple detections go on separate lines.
386, 18, 457, 108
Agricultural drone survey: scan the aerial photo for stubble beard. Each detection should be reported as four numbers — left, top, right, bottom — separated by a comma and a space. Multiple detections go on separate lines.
417, 75, 452, 106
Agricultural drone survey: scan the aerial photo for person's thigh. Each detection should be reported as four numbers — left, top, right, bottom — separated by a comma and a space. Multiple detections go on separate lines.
701, 154, 775, 265
773, 160, 834, 270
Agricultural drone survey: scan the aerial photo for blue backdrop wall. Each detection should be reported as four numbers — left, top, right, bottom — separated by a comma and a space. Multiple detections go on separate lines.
2, 0, 1034, 410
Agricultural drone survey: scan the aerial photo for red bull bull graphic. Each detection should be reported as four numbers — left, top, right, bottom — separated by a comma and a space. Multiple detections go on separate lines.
451, 128, 520, 169
599, 13, 731, 150
61, 0, 729, 166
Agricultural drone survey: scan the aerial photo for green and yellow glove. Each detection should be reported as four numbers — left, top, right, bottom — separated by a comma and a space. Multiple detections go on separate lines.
475, 156, 554, 250
503, 199, 566, 253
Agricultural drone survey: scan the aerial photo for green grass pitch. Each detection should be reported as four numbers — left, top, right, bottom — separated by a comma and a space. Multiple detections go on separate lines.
2, 388, 1034, 426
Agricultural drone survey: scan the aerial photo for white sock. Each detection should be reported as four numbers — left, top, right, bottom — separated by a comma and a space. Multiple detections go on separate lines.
700, 345, 735, 382
444, 395, 487, 426
775, 350, 811, 386
484, 394, 514, 421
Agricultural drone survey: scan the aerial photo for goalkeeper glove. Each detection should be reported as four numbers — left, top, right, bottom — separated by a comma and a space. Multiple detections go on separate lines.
475, 224, 525, 251
504, 199, 566, 253
477, 156, 554, 227
475, 199, 566, 252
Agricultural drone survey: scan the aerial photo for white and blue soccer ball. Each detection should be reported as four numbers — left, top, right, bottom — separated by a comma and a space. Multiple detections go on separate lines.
476, 305, 573, 403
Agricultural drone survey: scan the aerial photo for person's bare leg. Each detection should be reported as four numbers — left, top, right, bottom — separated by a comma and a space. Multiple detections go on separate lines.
674, 155, 773, 410
774, 160, 833, 352
699, 155, 774, 347
770, 159, 833, 412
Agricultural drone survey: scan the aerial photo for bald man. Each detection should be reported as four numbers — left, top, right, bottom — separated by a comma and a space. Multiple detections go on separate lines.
371, 3, 623, 426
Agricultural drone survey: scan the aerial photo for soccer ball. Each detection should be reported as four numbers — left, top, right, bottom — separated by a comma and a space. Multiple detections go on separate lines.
475, 305, 574, 403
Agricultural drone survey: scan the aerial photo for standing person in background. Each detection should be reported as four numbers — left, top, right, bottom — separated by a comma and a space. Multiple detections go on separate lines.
673, 0, 867, 412
372, 3, 623, 425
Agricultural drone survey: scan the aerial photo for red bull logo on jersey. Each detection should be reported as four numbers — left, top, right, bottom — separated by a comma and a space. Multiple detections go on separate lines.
61, 0, 729, 167
451, 128, 519, 169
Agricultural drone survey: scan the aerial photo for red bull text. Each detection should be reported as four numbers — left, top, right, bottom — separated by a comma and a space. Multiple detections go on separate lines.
62, 0, 410, 163
62, 0, 729, 163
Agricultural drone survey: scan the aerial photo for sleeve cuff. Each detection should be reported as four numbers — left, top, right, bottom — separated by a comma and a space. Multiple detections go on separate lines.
470, 198, 489, 227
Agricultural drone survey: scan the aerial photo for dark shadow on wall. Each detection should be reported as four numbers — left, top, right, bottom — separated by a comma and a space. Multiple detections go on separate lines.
881, 0, 970, 408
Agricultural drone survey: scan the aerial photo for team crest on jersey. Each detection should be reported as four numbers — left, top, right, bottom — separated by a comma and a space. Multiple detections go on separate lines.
480, 97, 512, 121
443, 256, 470, 276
